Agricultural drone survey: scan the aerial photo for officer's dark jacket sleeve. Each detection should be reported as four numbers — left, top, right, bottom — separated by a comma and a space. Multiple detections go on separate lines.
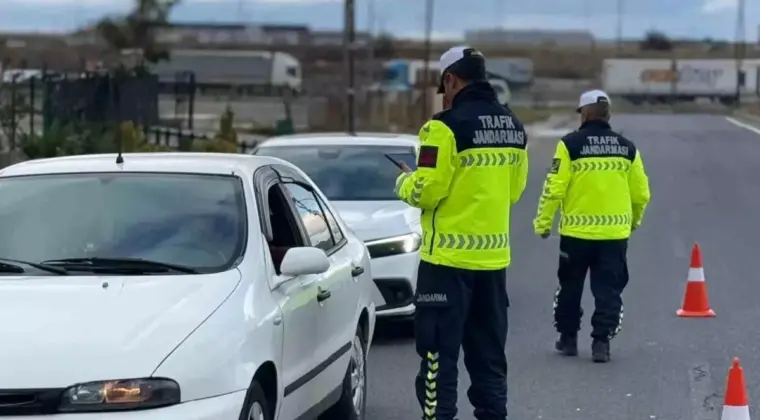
533, 138, 571, 233
629, 149, 651, 228
395, 115, 456, 210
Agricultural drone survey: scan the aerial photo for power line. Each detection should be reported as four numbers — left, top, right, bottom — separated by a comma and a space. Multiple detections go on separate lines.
615, 0, 624, 54
495, 0, 504, 29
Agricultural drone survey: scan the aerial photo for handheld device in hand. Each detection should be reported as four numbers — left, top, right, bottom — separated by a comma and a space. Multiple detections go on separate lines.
384, 153, 417, 171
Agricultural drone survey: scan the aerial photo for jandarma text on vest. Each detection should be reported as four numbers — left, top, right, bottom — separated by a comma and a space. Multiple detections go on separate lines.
580, 135, 629, 156
416, 293, 448, 303
473, 114, 525, 146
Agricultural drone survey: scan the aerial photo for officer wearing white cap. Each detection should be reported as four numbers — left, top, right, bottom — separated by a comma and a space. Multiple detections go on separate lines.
533, 89, 651, 363
395, 46, 528, 420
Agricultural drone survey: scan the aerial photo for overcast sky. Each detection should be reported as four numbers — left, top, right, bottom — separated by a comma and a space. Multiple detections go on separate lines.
0, 0, 757, 41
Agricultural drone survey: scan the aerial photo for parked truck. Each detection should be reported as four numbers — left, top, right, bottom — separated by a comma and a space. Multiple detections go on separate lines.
148, 49, 302, 95
380, 59, 512, 104
602, 58, 760, 105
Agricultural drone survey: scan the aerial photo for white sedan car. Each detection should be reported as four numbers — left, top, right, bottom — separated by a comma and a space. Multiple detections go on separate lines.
0, 153, 375, 420
254, 133, 421, 319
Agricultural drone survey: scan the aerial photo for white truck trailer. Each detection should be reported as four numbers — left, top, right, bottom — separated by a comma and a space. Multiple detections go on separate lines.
602, 58, 760, 105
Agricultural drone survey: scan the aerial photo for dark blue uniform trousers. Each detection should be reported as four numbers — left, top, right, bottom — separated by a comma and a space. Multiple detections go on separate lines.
414, 261, 509, 420
553, 235, 629, 340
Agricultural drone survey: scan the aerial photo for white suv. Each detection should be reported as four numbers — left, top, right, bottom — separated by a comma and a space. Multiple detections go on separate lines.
0, 153, 375, 420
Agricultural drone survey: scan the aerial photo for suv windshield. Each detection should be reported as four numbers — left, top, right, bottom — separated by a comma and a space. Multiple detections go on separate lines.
0, 173, 246, 273
257, 145, 417, 201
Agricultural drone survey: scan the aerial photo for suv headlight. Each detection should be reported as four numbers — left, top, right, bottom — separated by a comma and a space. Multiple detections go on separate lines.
58, 378, 180, 412
365, 233, 421, 259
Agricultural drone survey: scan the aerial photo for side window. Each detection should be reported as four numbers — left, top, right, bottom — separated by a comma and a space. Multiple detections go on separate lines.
315, 194, 345, 244
283, 183, 335, 252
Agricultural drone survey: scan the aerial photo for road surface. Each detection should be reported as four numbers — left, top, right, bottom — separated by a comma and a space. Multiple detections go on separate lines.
366, 114, 760, 420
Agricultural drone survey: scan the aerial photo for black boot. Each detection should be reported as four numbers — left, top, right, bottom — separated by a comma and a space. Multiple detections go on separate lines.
555, 333, 578, 356
591, 339, 610, 363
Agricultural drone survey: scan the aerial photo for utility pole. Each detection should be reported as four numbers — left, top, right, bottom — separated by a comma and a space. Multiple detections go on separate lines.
421, 0, 435, 119
734, 0, 746, 105
615, 0, 623, 55
343, 0, 356, 134
495, 0, 504, 29
366, 0, 376, 87
584, 0, 596, 79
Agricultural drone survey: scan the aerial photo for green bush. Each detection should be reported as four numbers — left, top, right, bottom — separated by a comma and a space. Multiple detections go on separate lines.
192, 105, 239, 153
119, 121, 172, 152
20, 122, 112, 159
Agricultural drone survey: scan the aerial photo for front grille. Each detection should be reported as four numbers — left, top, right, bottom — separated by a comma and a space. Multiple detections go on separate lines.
0, 389, 64, 416
375, 278, 414, 310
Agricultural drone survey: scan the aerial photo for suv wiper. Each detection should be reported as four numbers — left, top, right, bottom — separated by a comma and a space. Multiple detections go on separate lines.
0, 258, 68, 275
40, 257, 199, 274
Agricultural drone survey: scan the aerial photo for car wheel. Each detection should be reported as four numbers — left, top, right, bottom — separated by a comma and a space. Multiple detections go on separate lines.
238, 380, 272, 420
319, 325, 367, 420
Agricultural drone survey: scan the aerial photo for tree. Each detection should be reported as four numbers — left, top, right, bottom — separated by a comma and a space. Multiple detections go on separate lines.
373, 34, 396, 59
96, 0, 181, 64
640, 30, 673, 51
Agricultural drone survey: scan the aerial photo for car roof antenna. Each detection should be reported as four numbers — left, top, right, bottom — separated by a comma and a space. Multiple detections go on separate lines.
115, 130, 124, 164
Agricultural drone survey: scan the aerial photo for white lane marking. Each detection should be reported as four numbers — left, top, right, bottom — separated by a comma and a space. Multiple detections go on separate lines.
725, 116, 760, 136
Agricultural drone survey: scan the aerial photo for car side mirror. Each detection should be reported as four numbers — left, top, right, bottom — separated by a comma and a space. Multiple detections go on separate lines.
279, 247, 330, 277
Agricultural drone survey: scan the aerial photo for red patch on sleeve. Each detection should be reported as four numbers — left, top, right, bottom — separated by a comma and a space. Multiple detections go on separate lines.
418, 145, 438, 168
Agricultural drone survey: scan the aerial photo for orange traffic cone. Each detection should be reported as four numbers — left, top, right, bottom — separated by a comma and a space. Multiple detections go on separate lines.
677, 243, 716, 317
721, 358, 750, 420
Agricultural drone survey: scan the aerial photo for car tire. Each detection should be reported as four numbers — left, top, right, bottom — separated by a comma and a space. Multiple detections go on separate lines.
238, 379, 272, 420
319, 325, 367, 420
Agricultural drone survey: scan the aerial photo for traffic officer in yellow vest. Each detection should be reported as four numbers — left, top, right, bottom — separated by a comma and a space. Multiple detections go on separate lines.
395, 46, 528, 420
533, 90, 651, 363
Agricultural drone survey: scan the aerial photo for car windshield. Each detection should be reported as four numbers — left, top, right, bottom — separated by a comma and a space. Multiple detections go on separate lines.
257, 145, 417, 201
0, 172, 246, 273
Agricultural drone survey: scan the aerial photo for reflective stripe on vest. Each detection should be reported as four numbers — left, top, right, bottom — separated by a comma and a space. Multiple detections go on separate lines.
571, 161, 630, 172
459, 152, 521, 168
424, 232, 509, 250
561, 214, 632, 227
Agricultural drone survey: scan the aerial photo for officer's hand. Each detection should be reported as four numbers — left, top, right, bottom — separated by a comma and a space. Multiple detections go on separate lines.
540, 231, 550, 239
399, 162, 412, 173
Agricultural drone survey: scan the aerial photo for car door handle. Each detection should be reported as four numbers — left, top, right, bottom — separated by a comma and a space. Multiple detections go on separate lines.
351, 266, 364, 277
317, 288, 332, 302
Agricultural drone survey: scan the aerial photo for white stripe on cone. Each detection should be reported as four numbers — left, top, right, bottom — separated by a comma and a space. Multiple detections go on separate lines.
687, 267, 705, 282
721, 404, 750, 420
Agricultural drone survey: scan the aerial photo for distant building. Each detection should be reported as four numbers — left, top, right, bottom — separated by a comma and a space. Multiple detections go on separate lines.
67, 22, 313, 46
464, 29, 595, 47
310, 30, 373, 47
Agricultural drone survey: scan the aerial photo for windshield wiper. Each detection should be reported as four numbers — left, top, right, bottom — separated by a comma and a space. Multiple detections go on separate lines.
0, 258, 68, 275
40, 257, 199, 274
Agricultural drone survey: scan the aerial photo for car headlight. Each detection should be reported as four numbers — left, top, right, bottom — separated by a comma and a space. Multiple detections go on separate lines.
58, 378, 180, 412
365, 233, 421, 258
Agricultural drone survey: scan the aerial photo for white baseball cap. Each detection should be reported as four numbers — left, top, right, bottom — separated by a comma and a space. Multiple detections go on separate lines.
437, 46, 487, 93
577, 89, 611, 112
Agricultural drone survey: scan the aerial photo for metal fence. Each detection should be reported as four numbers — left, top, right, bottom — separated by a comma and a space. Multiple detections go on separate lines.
0, 70, 201, 151
0, 70, 277, 166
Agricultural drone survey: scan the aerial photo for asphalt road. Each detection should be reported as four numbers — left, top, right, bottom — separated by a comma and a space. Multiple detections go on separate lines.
366, 114, 760, 420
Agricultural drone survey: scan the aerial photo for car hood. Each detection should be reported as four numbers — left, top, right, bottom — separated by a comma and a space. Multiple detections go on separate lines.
0, 271, 241, 388
331, 201, 420, 241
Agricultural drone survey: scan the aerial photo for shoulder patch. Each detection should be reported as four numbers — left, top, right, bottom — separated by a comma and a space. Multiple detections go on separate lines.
418, 145, 438, 168
550, 158, 561, 174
